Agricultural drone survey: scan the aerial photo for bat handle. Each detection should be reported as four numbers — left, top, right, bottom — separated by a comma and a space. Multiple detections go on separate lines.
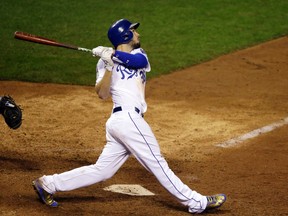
78, 47, 92, 52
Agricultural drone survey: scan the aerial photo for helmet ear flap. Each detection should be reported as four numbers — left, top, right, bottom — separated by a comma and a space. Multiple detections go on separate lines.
122, 30, 133, 42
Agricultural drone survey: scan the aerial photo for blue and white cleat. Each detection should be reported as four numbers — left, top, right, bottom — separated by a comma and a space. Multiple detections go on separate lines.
32, 179, 58, 207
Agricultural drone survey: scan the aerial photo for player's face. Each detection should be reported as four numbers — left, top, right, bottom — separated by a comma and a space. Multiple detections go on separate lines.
130, 29, 141, 49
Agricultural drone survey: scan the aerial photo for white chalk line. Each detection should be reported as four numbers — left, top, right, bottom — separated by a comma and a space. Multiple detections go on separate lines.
216, 117, 288, 148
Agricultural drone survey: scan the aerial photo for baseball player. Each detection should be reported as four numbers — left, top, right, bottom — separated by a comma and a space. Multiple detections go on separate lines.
32, 18, 226, 214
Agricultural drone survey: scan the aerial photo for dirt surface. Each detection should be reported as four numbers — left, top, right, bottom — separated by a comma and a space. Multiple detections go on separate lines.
1, 36, 288, 216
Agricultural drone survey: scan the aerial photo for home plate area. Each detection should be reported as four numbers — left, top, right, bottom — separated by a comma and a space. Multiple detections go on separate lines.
103, 184, 155, 196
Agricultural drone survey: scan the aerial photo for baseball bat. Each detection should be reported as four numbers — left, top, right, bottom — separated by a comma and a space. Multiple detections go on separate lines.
14, 31, 92, 53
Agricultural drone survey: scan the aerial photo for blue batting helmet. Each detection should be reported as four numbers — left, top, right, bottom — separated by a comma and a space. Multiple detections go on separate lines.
108, 19, 140, 48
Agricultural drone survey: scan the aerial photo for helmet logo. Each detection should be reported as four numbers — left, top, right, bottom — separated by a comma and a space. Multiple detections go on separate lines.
118, 27, 124, 33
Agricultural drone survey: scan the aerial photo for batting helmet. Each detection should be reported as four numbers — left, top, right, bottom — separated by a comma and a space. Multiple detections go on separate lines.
108, 19, 140, 48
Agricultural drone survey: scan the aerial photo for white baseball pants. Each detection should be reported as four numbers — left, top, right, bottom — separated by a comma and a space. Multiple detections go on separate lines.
40, 109, 207, 213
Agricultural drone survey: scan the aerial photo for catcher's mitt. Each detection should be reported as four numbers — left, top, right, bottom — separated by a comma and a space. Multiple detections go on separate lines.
0, 95, 22, 129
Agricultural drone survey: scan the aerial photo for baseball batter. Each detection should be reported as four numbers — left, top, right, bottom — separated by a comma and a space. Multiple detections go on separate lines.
32, 18, 226, 214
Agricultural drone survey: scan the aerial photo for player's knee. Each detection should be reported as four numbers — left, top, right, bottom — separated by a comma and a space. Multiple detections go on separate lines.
91, 164, 115, 181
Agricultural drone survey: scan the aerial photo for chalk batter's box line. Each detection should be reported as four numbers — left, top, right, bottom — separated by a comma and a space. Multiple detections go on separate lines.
216, 117, 288, 148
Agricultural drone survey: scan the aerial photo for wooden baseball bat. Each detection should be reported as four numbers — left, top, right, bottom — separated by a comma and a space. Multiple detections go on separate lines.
14, 31, 92, 53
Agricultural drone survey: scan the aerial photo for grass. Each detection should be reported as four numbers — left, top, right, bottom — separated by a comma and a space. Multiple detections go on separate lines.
0, 0, 287, 85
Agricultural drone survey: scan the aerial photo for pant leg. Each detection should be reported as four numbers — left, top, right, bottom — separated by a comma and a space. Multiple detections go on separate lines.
41, 119, 130, 193
113, 112, 207, 213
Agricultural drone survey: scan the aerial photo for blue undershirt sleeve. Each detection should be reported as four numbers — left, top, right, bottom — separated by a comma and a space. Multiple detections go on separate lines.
113, 50, 148, 69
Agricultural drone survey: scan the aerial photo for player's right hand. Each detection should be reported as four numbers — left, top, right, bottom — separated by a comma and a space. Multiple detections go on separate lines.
93, 46, 114, 71
92, 46, 114, 58
92, 46, 105, 57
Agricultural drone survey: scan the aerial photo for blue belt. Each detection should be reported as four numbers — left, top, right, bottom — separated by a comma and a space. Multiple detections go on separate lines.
113, 107, 143, 117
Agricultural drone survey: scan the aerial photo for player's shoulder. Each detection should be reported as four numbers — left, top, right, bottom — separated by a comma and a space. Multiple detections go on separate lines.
131, 48, 147, 55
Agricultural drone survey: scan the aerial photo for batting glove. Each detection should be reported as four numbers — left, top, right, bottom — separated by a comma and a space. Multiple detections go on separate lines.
92, 46, 114, 71
92, 46, 104, 57
92, 46, 113, 57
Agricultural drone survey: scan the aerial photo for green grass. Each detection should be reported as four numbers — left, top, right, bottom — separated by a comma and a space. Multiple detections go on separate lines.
0, 0, 287, 85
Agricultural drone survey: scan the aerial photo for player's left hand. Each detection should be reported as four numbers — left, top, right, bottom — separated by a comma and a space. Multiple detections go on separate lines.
0, 95, 23, 129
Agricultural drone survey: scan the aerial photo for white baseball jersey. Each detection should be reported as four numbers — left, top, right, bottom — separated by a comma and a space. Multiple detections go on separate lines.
96, 48, 151, 113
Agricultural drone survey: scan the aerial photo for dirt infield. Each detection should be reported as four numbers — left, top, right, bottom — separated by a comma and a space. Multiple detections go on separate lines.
1, 36, 288, 216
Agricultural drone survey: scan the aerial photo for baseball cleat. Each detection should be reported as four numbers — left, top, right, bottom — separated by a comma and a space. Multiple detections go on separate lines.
32, 179, 58, 207
205, 194, 226, 210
